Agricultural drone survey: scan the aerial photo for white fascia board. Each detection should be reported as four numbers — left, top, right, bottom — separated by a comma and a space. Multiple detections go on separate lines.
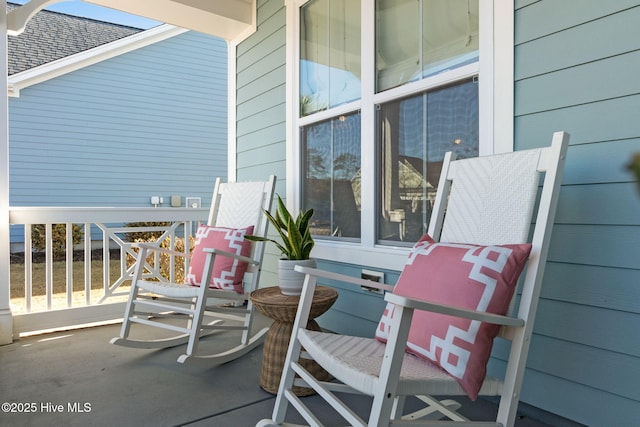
7, 24, 188, 97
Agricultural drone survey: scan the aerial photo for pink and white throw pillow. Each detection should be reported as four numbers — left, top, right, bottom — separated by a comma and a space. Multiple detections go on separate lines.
185, 225, 254, 294
375, 234, 531, 400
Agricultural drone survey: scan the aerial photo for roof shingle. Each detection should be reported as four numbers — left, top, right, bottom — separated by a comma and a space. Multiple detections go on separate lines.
7, 2, 143, 75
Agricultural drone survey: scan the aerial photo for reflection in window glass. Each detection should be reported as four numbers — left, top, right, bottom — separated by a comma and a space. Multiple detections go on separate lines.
300, 0, 361, 116
376, 0, 479, 92
302, 112, 361, 239
378, 79, 478, 243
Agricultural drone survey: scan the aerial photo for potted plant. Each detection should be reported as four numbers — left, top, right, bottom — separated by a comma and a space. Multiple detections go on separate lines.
247, 195, 316, 295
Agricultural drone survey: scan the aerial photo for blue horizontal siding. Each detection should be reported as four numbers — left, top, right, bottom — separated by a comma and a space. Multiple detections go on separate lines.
515, 0, 640, 45
489, 354, 639, 426
514, 1, 640, 424
515, 3, 640, 80
542, 262, 640, 313
492, 333, 639, 405
515, 50, 640, 116
9, 30, 228, 244
9, 31, 227, 208
516, 95, 640, 149
235, 4, 286, 183
235, 0, 288, 283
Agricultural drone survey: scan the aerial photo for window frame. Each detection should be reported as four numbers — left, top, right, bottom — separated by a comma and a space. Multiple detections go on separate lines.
285, 0, 513, 271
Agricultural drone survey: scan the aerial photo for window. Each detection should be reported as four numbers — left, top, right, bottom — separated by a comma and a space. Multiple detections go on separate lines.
378, 79, 478, 244
288, 0, 513, 269
300, 0, 361, 115
302, 112, 361, 238
376, 0, 479, 92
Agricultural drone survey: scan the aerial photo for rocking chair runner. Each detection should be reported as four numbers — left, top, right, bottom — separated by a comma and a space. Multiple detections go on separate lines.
257, 132, 569, 427
110, 175, 276, 364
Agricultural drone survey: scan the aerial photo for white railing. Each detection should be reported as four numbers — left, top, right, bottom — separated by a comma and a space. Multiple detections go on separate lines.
7, 207, 208, 334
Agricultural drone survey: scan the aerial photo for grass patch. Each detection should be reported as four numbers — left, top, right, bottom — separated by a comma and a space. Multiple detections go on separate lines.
10, 254, 129, 313
10, 260, 124, 298
9, 244, 190, 313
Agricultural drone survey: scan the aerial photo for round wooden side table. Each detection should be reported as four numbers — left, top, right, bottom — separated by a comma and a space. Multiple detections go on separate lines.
250, 285, 338, 396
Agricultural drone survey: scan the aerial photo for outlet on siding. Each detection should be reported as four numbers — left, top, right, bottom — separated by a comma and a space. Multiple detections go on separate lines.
361, 269, 385, 294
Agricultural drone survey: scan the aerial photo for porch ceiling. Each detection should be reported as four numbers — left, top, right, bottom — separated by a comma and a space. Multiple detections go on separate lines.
86, 0, 255, 39
8, 0, 256, 40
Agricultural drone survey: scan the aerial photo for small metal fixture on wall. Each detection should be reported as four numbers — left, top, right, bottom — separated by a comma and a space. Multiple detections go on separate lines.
185, 197, 201, 208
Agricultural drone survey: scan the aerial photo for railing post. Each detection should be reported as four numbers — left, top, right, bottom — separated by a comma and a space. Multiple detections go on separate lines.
0, 1, 14, 344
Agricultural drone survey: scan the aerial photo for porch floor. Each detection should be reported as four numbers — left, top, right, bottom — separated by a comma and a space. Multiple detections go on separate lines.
0, 313, 571, 427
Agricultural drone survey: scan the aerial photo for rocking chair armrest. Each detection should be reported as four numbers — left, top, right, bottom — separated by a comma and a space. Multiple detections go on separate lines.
202, 247, 259, 266
295, 265, 395, 293
384, 293, 525, 327
133, 242, 192, 258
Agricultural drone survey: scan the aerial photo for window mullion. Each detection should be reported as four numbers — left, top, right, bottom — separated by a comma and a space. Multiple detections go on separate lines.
359, 0, 376, 248
478, 0, 494, 156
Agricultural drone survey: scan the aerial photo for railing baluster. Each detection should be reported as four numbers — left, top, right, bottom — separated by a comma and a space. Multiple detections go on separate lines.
184, 221, 191, 277
84, 223, 91, 306
66, 222, 73, 307
103, 231, 109, 297
24, 225, 32, 312
45, 223, 53, 310
119, 239, 127, 288
169, 225, 175, 283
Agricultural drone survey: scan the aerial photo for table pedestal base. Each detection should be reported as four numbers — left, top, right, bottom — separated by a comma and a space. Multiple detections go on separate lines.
260, 319, 330, 396
250, 286, 338, 397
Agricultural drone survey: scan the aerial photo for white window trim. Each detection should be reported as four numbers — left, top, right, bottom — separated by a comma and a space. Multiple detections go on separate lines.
228, 38, 238, 182
285, 0, 514, 271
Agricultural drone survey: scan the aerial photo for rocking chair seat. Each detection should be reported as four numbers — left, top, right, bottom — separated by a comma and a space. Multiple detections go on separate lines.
299, 330, 503, 397
136, 280, 201, 298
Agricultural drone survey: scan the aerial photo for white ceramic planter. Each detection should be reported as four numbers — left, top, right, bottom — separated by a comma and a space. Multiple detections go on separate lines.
277, 258, 317, 296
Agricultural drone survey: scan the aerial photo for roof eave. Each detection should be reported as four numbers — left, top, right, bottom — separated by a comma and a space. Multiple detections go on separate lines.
7, 24, 188, 97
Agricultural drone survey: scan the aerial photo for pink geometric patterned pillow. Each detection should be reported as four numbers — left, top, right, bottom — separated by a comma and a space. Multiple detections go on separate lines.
185, 225, 254, 294
375, 234, 531, 400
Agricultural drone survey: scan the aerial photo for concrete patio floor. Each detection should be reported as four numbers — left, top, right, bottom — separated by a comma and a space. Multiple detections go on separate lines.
0, 312, 581, 427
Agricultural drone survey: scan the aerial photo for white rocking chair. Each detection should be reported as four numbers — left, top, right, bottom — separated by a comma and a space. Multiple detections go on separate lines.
257, 132, 569, 426
110, 175, 276, 364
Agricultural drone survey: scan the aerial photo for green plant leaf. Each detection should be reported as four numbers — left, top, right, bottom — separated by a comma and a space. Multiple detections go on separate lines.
297, 208, 314, 234
286, 215, 303, 259
275, 196, 292, 228
264, 210, 293, 256
246, 193, 315, 260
